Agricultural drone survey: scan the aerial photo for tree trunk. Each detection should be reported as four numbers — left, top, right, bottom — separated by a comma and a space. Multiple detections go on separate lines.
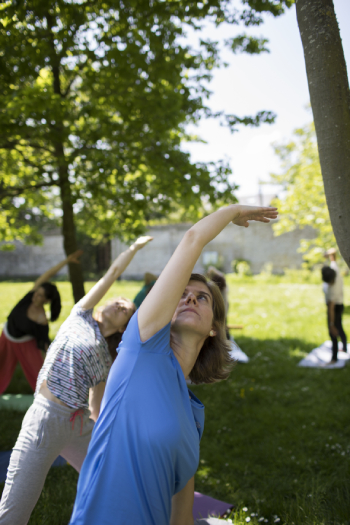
47, 12, 85, 302
295, 0, 350, 268
58, 153, 86, 302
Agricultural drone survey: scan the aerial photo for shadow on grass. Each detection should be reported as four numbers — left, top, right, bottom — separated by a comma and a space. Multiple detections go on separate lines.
193, 335, 350, 524
233, 335, 319, 363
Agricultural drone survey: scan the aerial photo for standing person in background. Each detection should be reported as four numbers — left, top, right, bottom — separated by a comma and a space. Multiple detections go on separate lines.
322, 248, 348, 364
133, 271, 158, 309
0, 236, 152, 525
0, 251, 82, 393
69, 204, 277, 525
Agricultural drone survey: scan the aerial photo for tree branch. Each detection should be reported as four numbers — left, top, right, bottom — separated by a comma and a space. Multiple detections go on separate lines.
0, 180, 57, 200
0, 138, 55, 155
62, 59, 88, 98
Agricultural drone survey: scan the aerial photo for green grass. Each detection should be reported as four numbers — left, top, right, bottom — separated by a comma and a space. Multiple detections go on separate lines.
1, 276, 350, 524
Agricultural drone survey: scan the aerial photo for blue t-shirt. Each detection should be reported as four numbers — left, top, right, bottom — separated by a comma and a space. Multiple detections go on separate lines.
69, 312, 205, 525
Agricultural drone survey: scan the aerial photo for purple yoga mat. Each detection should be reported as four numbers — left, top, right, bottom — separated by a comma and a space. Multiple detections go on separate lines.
193, 491, 233, 520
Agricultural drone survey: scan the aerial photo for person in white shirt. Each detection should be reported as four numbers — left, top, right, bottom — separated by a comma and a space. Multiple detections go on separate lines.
322, 248, 347, 364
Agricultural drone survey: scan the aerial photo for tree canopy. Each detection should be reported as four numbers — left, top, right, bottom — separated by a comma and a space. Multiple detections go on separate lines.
0, 0, 293, 299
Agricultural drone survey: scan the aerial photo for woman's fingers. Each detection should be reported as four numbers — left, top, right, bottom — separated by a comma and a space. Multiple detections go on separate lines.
232, 206, 278, 227
134, 236, 153, 249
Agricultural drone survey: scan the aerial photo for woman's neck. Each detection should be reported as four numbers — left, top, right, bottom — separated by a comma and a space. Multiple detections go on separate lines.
170, 331, 206, 378
94, 314, 119, 338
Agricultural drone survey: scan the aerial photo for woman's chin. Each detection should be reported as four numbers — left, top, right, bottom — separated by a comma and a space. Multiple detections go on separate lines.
171, 319, 207, 336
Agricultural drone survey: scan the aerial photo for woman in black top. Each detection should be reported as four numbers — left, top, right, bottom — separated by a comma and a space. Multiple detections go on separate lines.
0, 251, 82, 393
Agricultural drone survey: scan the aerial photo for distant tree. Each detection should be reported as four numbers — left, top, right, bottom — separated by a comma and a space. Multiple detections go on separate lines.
0, 0, 292, 300
295, 0, 350, 269
271, 123, 338, 266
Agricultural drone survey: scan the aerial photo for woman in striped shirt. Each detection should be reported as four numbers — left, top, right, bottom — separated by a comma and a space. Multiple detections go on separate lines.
0, 236, 152, 525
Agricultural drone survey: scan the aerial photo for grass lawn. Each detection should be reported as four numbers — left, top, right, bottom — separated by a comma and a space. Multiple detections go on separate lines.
1, 275, 350, 524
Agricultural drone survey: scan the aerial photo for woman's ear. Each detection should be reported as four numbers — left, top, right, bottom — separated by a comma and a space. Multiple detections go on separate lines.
209, 329, 217, 337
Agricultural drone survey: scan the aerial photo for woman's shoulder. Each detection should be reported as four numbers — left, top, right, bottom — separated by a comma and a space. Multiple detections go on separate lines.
122, 311, 171, 353
11, 291, 34, 311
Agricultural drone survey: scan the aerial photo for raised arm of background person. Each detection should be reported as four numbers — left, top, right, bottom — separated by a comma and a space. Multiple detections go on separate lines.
89, 382, 106, 422
32, 250, 83, 290
170, 476, 195, 525
138, 205, 278, 341
80, 236, 153, 311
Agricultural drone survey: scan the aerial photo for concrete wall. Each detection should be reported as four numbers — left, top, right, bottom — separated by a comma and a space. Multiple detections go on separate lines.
0, 222, 315, 279
0, 234, 67, 277
111, 222, 315, 279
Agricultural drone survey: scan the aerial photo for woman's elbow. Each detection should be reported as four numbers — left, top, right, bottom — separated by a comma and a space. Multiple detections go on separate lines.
182, 228, 203, 250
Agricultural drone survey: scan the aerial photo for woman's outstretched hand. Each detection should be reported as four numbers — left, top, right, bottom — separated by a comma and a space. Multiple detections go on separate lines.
67, 250, 84, 264
133, 236, 153, 250
231, 205, 278, 228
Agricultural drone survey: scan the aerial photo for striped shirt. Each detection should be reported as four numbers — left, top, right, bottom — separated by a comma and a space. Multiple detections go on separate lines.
35, 301, 112, 409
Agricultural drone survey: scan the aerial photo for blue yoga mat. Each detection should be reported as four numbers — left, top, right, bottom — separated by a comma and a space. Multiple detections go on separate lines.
0, 451, 66, 483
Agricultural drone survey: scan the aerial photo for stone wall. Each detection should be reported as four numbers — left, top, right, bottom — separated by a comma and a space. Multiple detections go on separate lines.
0, 222, 315, 279
111, 222, 315, 279
0, 234, 67, 278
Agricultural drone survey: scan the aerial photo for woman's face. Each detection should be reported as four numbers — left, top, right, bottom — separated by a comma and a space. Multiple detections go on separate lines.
102, 298, 134, 332
32, 287, 48, 307
171, 280, 215, 338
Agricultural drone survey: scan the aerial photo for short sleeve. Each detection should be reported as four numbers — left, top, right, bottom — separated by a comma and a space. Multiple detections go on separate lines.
70, 299, 94, 321
118, 311, 171, 356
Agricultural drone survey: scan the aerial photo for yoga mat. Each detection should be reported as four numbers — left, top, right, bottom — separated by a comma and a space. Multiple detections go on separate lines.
0, 451, 67, 483
229, 340, 249, 363
298, 341, 350, 368
193, 491, 233, 520
0, 394, 34, 412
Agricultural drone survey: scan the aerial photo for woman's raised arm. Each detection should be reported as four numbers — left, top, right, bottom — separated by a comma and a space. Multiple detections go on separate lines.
80, 236, 153, 311
32, 250, 83, 290
138, 204, 277, 341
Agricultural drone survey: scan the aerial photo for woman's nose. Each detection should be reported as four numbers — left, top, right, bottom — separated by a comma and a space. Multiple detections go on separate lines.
185, 293, 197, 304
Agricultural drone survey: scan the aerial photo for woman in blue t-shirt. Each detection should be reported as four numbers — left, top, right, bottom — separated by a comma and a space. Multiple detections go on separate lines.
70, 204, 278, 525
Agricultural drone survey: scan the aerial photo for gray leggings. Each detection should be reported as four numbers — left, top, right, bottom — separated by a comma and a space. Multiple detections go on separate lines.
0, 394, 94, 525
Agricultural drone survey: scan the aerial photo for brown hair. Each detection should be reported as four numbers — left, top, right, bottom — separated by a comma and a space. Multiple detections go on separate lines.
206, 267, 227, 292
105, 331, 123, 362
186, 273, 234, 384
97, 298, 136, 362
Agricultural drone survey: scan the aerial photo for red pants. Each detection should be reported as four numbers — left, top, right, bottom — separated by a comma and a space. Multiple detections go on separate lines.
0, 331, 44, 393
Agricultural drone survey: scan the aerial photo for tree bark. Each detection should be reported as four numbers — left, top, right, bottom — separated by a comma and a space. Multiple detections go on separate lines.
57, 148, 86, 302
47, 12, 85, 301
295, 0, 350, 268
